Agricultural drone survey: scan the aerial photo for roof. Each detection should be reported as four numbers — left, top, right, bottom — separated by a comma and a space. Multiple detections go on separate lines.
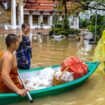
24, 0, 57, 11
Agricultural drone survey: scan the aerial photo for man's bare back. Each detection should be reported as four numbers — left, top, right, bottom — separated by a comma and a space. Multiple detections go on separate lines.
0, 51, 15, 70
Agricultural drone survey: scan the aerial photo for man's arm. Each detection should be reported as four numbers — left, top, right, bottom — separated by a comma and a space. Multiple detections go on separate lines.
1, 55, 27, 96
1, 55, 19, 93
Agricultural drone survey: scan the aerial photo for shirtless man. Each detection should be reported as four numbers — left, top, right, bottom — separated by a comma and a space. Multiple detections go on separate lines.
0, 34, 27, 97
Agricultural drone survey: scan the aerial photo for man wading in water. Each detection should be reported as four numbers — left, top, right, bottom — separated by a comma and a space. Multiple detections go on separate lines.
0, 34, 27, 96
16, 23, 32, 70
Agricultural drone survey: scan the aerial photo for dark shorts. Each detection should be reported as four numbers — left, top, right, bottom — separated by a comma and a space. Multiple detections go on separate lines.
17, 61, 31, 70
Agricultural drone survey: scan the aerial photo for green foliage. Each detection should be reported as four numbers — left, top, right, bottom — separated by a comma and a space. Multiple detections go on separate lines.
88, 14, 105, 35
90, 15, 104, 25
100, 23, 105, 33
69, 28, 80, 35
63, 16, 70, 29
50, 20, 80, 37
79, 19, 89, 28
88, 25, 100, 35
57, 29, 70, 36
52, 16, 71, 36
54, 21, 63, 28
51, 27, 80, 36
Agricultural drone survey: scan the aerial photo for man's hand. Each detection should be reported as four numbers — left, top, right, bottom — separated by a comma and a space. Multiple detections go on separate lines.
18, 32, 23, 37
17, 89, 27, 97
18, 32, 23, 42
30, 42, 32, 49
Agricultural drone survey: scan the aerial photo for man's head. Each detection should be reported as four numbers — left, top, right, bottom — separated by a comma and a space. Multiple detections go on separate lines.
21, 23, 30, 35
6, 34, 20, 50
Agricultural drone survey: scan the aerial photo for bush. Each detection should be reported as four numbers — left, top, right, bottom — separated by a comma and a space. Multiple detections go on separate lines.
63, 17, 70, 30
69, 28, 80, 35
79, 19, 89, 28
49, 16, 80, 37
54, 21, 63, 28
100, 23, 105, 34
49, 28, 80, 37
57, 29, 70, 36
88, 14, 105, 36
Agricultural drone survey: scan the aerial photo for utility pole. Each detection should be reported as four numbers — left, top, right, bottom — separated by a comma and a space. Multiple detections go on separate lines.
53, 3, 57, 36
94, 2, 97, 43
90, 2, 98, 44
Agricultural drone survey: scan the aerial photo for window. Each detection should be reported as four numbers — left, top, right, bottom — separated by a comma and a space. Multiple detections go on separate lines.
43, 15, 48, 25
24, 15, 29, 24
33, 15, 39, 24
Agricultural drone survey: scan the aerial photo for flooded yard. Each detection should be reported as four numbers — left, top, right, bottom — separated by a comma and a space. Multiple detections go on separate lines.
0, 34, 104, 105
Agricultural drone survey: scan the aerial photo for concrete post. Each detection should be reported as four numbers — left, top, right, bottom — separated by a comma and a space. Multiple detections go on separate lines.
11, 0, 16, 29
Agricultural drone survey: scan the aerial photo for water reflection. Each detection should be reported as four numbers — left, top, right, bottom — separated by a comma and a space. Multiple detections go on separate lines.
31, 38, 93, 68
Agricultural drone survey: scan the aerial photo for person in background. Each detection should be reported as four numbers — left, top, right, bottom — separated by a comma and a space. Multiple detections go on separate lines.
0, 34, 27, 96
16, 23, 32, 70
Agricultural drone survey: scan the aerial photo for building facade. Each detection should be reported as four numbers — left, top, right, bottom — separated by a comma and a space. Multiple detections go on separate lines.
0, 0, 79, 30
23, 0, 57, 29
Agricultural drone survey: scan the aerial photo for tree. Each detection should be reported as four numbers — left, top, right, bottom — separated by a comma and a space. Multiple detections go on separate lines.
88, 14, 105, 36
52, 0, 105, 14
79, 0, 105, 10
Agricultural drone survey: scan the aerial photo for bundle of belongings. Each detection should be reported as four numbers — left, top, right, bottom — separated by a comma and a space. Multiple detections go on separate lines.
53, 56, 88, 85
24, 56, 88, 90
24, 67, 55, 91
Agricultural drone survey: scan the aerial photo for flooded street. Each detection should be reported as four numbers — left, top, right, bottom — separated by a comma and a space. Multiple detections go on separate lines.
12, 74, 105, 105
31, 37, 94, 67
0, 34, 105, 105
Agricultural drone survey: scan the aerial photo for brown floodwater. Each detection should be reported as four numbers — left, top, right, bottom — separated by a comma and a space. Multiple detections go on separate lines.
0, 34, 105, 105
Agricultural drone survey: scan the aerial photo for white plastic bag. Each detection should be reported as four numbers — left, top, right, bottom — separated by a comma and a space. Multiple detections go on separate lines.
61, 71, 74, 82
23, 67, 55, 90
54, 70, 62, 80
39, 67, 54, 81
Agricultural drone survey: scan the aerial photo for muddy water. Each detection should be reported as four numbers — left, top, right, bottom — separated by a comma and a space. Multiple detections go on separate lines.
0, 35, 104, 105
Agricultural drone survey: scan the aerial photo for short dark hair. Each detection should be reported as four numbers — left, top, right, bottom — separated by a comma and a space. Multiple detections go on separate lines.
6, 34, 19, 47
21, 23, 29, 29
